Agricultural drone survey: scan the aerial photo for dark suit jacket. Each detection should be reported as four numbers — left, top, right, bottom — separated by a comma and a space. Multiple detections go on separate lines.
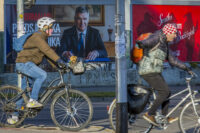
59, 26, 107, 59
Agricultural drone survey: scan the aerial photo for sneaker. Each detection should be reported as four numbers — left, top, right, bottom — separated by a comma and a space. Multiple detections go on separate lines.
7, 116, 19, 124
168, 117, 178, 124
143, 112, 158, 126
26, 100, 43, 108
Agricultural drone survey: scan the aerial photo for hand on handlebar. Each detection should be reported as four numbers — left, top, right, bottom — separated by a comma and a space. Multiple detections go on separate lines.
187, 70, 197, 77
56, 59, 67, 69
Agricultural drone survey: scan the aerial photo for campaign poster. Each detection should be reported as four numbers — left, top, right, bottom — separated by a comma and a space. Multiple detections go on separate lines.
5, 5, 109, 65
132, 5, 200, 62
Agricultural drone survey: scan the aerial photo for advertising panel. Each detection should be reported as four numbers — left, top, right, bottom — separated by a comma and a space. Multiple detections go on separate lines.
5, 5, 61, 64
133, 5, 200, 62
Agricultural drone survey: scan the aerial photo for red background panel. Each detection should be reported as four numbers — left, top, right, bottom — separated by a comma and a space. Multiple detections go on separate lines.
132, 5, 200, 61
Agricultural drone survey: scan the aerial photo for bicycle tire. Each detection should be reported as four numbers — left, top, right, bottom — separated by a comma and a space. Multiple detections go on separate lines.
0, 85, 28, 127
109, 99, 116, 130
50, 89, 93, 131
179, 99, 200, 133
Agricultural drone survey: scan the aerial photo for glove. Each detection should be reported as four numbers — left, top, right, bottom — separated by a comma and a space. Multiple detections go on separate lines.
56, 59, 67, 69
186, 67, 195, 76
188, 70, 195, 76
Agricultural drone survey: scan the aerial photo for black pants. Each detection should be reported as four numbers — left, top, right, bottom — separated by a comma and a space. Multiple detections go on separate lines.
141, 73, 171, 116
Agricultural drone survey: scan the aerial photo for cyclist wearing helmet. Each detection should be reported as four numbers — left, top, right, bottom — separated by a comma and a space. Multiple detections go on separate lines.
7, 17, 66, 124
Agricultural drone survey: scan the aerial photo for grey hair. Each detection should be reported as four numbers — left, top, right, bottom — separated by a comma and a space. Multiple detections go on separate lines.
75, 6, 89, 15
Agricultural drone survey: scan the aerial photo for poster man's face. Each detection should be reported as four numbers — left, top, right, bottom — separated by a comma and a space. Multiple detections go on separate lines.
75, 12, 89, 32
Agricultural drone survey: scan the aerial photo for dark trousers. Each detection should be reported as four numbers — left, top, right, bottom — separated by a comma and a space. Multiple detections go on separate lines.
141, 73, 171, 116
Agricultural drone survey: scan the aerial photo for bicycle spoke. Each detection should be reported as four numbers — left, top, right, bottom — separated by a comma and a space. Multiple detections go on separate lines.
55, 112, 66, 120
56, 100, 67, 109
0, 99, 5, 105
76, 113, 87, 124
60, 113, 70, 125
0, 91, 7, 101
75, 100, 88, 110
183, 114, 197, 121
61, 95, 67, 103
0, 112, 5, 124
74, 114, 85, 125
72, 116, 79, 127
73, 95, 80, 106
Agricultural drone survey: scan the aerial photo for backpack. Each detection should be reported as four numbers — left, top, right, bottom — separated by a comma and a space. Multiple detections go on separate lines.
132, 33, 152, 63
13, 32, 33, 52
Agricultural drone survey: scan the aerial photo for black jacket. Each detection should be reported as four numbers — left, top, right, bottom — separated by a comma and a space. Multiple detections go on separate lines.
137, 30, 189, 71
59, 26, 107, 59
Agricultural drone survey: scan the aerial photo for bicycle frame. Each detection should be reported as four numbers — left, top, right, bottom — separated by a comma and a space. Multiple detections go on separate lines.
152, 76, 199, 118
38, 69, 70, 106
11, 68, 70, 108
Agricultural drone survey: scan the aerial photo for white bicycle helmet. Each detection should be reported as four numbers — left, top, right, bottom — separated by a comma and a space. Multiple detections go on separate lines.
37, 17, 55, 30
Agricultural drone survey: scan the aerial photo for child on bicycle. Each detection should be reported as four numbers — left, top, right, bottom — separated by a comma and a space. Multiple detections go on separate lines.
7, 17, 66, 124
136, 23, 194, 126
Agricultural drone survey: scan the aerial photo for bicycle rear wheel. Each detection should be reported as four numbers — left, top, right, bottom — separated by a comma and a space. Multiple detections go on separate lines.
109, 99, 116, 130
0, 85, 27, 127
179, 99, 200, 133
109, 99, 151, 132
50, 89, 93, 131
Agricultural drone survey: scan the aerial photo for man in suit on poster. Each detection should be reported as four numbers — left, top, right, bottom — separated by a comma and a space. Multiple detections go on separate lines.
59, 6, 107, 61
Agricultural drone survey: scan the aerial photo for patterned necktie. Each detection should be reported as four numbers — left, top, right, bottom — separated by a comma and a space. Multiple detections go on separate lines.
78, 32, 84, 57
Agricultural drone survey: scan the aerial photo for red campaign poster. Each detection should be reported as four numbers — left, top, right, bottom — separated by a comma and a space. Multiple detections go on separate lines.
132, 5, 200, 62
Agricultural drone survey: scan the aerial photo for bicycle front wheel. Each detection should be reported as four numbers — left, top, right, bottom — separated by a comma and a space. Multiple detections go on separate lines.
50, 89, 93, 131
179, 99, 200, 133
0, 85, 27, 127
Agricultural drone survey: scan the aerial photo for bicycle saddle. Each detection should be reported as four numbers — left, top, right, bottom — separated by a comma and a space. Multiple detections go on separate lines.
16, 70, 30, 78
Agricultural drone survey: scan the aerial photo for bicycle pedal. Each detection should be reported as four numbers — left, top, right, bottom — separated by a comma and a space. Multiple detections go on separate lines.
155, 124, 168, 130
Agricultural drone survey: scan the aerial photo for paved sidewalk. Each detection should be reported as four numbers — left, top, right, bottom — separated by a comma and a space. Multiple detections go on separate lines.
0, 125, 114, 133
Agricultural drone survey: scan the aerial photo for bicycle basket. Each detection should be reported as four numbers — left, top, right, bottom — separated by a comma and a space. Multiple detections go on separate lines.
69, 61, 85, 75
127, 84, 150, 114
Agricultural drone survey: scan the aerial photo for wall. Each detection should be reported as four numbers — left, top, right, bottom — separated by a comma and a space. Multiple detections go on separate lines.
0, 63, 200, 88
95, 5, 115, 42
0, 63, 138, 87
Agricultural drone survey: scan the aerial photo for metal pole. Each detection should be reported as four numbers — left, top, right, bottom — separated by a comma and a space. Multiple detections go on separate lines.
17, 0, 24, 88
115, 0, 128, 132
125, 0, 132, 69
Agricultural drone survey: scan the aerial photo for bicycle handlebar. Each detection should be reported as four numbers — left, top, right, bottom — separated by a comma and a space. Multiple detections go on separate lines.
186, 71, 198, 82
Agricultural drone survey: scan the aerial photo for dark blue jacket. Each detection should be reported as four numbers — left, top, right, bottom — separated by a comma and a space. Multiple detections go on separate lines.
59, 26, 107, 59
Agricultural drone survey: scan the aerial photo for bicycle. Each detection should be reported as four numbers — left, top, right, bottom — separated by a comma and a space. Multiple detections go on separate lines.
108, 73, 200, 133
0, 65, 93, 131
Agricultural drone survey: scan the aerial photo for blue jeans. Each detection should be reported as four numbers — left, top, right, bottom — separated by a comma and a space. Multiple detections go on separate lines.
15, 62, 47, 110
